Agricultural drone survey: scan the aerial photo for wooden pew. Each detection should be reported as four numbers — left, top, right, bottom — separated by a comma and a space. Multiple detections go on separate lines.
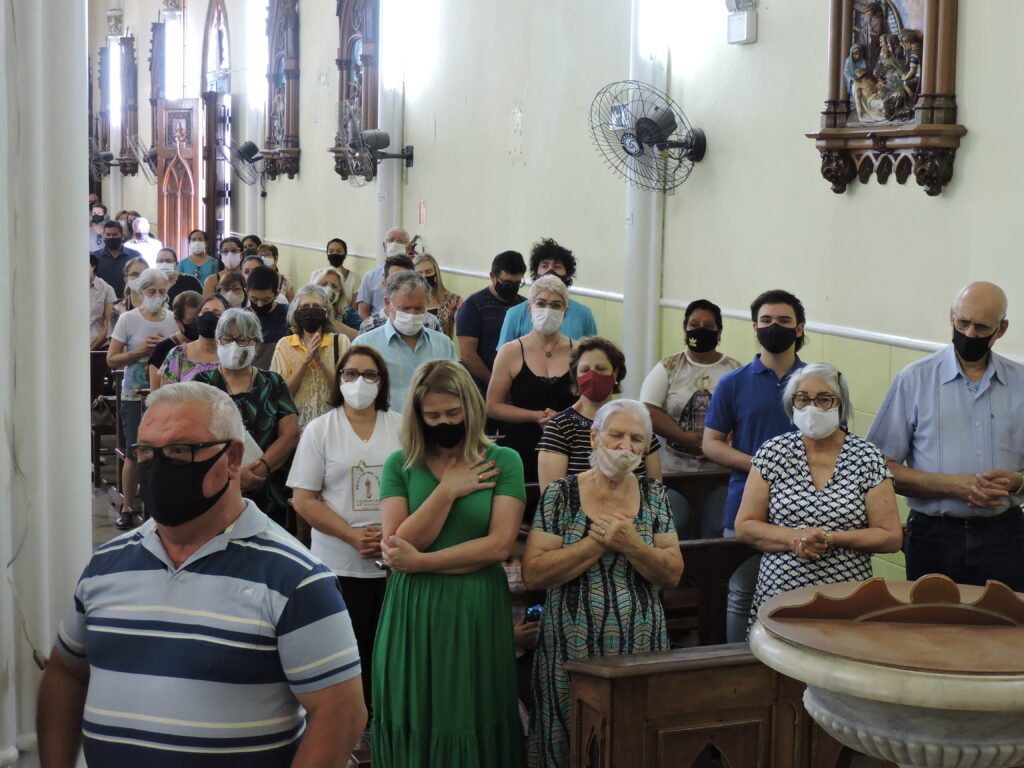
662, 464, 730, 540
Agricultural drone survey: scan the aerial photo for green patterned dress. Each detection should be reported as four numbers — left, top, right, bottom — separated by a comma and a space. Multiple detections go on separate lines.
527, 475, 672, 768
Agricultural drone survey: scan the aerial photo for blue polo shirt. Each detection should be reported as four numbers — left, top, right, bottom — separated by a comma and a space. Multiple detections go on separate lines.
705, 354, 805, 528
496, 298, 598, 348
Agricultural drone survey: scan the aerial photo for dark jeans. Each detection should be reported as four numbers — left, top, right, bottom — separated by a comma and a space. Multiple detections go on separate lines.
905, 509, 1024, 592
336, 576, 388, 713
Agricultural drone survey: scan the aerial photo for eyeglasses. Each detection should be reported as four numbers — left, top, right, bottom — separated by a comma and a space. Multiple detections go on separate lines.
218, 336, 256, 347
792, 393, 837, 410
340, 368, 381, 383
132, 440, 230, 465
533, 299, 565, 311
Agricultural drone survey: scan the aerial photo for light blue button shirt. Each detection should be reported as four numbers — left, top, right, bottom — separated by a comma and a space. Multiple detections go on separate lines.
356, 265, 386, 313
866, 345, 1024, 517
497, 298, 598, 348
357, 319, 456, 412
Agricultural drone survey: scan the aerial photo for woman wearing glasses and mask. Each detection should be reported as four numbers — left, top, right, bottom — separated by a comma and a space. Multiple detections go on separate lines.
196, 308, 299, 527
734, 362, 902, 637
287, 345, 400, 722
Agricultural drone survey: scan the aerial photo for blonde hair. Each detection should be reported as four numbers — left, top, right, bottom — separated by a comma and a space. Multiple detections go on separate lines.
529, 273, 569, 306
310, 265, 348, 313
413, 253, 448, 300
401, 360, 491, 468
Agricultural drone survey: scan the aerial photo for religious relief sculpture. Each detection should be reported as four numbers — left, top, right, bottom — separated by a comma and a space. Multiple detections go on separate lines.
330, 0, 380, 181
262, 0, 300, 180
808, 0, 966, 196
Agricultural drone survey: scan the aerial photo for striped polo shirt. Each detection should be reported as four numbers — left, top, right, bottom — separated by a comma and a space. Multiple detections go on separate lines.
56, 501, 360, 767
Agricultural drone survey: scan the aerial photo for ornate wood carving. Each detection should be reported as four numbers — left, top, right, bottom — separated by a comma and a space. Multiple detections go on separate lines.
97, 47, 111, 163
149, 22, 166, 148
201, 0, 231, 246
330, 0, 380, 180
117, 36, 140, 177
263, 0, 300, 180
808, 0, 966, 196
156, 99, 201, 256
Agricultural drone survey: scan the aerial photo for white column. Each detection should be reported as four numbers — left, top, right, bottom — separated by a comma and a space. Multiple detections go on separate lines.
375, 85, 403, 266
0, 0, 93, 765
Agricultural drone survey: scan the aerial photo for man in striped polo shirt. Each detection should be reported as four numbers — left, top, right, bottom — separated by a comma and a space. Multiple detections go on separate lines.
37, 382, 366, 767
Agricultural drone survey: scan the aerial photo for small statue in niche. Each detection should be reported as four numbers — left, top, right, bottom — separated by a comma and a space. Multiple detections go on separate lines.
855, 0, 886, 73
843, 44, 865, 101
852, 67, 887, 122
900, 29, 921, 99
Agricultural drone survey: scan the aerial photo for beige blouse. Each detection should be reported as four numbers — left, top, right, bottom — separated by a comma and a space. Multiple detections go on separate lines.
270, 332, 350, 430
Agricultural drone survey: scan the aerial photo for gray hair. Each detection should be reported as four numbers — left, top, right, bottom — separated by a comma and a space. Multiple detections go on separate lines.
385, 226, 410, 244
130, 266, 170, 294
529, 273, 569, 306
287, 283, 330, 329
589, 399, 653, 466
145, 382, 245, 443
216, 307, 263, 343
782, 362, 852, 421
133, 217, 150, 235
386, 269, 431, 301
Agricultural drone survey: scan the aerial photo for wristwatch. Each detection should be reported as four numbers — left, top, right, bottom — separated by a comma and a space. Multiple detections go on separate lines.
823, 529, 835, 552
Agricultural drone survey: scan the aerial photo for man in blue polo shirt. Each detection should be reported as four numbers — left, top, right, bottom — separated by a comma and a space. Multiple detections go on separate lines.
38, 382, 366, 767
496, 238, 598, 346
703, 288, 807, 642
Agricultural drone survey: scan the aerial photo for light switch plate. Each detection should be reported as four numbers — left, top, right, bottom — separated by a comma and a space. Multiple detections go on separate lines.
727, 10, 757, 45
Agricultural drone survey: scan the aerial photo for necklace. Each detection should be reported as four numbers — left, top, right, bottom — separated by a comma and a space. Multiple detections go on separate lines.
535, 333, 559, 358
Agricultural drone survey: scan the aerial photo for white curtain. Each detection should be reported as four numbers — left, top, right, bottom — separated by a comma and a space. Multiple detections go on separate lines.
0, 0, 92, 765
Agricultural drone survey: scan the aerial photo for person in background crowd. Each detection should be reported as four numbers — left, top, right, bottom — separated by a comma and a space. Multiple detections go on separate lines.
258, 242, 295, 302
203, 236, 244, 298
248, 265, 292, 365
867, 281, 1024, 591
538, 336, 661, 489
357, 227, 411, 319
357, 270, 457, 412
289, 345, 400, 721
497, 239, 598, 348
488, 274, 577, 483
456, 250, 528, 395
242, 234, 263, 255
312, 266, 359, 340
271, 284, 351, 430
109, 257, 148, 331
92, 219, 143, 298
414, 253, 462, 337
126, 216, 163, 266
124, 210, 141, 239
156, 247, 203, 303
240, 254, 264, 285
523, 399, 682, 768
641, 300, 741, 473
113, 209, 130, 237
178, 228, 220, 286
148, 291, 203, 390
106, 267, 180, 529
217, 270, 248, 309
88, 202, 107, 252
372, 360, 525, 766
196, 308, 299, 527
158, 294, 227, 386
89, 253, 116, 350
703, 288, 807, 643
327, 237, 357, 305
737, 363, 901, 635
358, 256, 445, 335
37, 382, 365, 767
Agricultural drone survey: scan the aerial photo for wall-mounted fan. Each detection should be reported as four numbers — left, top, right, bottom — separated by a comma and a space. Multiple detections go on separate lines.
89, 137, 114, 182
125, 134, 157, 185
589, 80, 706, 192
219, 139, 261, 186
332, 98, 414, 188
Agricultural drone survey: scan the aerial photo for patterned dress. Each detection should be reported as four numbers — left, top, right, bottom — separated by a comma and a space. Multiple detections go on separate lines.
528, 475, 672, 768
158, 344, 218, 384
432, 291, 463, 337
746, 431, 893, 635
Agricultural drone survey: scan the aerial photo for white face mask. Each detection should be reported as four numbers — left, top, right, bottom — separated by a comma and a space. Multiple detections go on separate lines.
157, 262, 176, 277
792, 405, 841, 440
221, 251, 242, 270
224, 290, 245, 308
532, 307, 564, 335
142, 295, 166, 314
262, 257, 276, 268
592, 440, 643, 480
190, 241, 206, 256
218, 341, 255, 370
340, 377, 379, 410
392, 310, 426, 336
385, 241, 408, 257
322, 287, 340, 306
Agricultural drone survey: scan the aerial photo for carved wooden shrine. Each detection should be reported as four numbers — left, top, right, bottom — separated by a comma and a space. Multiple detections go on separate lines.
330, 0, 380, 180
263, 0, 301, 180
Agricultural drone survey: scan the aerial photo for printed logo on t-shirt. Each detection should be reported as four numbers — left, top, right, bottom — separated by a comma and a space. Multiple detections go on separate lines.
669, 374, 712, 455
352, 460, 383, 513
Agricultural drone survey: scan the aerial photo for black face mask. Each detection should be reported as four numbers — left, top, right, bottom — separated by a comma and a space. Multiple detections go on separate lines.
182, 323, 199, 341
295, 307, 327, 333
952, 327, 993, 363
424, 420, 467, 449
196, 313, 220, 339
494, 279, 521, 302
424, 275, 438, 289
139, 443, 231, 527
91, 214, 105, 224
686, 327, 719, 354
244, 247, 258, 256
541, 270, 572, 287
251, 301, 275, 317
757, 323, 798, 354
327, 253, 345, 268
105, 237, 123, 251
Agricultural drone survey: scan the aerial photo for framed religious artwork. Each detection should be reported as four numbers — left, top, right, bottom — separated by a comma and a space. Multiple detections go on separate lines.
808, 0, 966, 196
263, 0, 301, 180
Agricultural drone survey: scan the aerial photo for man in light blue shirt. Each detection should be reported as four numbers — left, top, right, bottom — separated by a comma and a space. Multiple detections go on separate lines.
357, 270, 456, 412
356, 226, 411, 319
867, 281, 1024, 590
496, 238, 598, 347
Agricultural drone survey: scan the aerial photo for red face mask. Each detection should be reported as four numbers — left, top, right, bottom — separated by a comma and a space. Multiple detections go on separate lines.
578, 370, 616, 403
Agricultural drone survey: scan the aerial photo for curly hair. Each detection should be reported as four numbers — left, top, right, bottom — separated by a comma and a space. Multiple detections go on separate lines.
529, 238, 576, 284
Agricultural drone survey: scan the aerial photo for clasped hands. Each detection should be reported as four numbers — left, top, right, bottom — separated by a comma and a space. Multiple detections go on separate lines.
586, 511, 644, 555
790, 528, 828, 560
963, 470, 1022, 509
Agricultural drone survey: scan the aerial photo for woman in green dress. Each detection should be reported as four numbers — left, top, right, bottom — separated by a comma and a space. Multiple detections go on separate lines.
374, 359, 526, 767
522, 399, 684, 768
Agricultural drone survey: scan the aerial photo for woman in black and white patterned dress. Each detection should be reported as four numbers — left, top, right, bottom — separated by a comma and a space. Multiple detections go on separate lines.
735, 363, 903, 636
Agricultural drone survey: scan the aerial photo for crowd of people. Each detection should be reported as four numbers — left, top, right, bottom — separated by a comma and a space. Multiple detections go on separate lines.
61, 202, 1024, 767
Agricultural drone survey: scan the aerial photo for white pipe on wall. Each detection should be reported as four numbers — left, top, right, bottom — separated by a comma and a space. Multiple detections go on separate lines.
375, 85, 403, 265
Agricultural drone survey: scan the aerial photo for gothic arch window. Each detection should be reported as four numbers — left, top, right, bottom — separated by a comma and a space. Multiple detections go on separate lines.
202, 0, 231, 94
331, 0, 379, 180
262, 0, 300, 180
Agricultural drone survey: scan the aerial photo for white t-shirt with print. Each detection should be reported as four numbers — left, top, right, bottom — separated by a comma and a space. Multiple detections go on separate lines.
640, 350, 741, 471
110, 308, 181, 400
287, 407, 403, 578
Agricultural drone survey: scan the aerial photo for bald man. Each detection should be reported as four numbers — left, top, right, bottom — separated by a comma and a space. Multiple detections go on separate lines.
356, 226, 411, 319
867, 281, 1024, 590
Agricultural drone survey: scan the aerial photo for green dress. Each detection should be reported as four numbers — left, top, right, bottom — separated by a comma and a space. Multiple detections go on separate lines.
372, 443, 526, 767
527, 475, 672, 768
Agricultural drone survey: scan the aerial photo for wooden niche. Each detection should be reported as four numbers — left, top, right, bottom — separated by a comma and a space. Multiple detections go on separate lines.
117, 35, 141, 177
330, 0, 379, 180
808, 0, 966, 196
263, 0, 301, 180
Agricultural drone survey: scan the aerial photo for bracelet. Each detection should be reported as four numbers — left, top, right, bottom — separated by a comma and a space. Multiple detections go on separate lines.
823, 530, 835, 552
257, 458, 272, 476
